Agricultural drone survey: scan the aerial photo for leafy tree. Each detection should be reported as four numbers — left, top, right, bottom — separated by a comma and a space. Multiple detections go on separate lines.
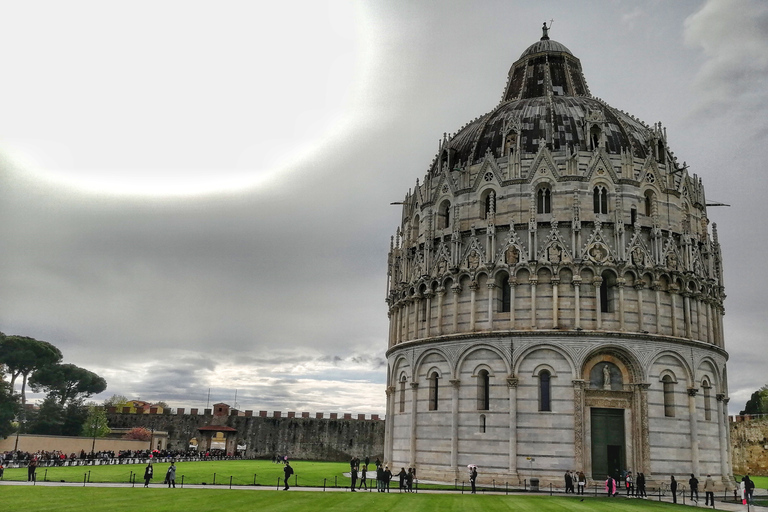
81, 405, 111, 438
740, 385, 768, 415
30, 363, 107, 406
123, 426, 152, 441
0, 335, 62, 409
0, 379, 20, 438
103, 394, 129, 409
26, 397, 65, 435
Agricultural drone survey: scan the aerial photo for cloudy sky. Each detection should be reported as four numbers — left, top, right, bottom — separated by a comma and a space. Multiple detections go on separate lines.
0, 0, 765, 416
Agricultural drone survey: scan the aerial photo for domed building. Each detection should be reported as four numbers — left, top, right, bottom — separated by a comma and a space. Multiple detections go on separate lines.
384, 27, 731, 488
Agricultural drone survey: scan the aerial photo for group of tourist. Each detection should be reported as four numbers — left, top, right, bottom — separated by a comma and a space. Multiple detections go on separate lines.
563, 470, 587, 494
141, 461, 177, 488
346, 456, 407, 492
1, 448, 237, 469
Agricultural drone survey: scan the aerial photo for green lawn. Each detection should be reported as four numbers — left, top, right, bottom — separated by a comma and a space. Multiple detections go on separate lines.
0, 487, 694, 512
0, 460, 350, 487
735, 474, 768, 489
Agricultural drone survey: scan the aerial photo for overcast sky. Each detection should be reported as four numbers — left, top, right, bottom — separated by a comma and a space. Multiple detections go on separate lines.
0, 0, 764, 416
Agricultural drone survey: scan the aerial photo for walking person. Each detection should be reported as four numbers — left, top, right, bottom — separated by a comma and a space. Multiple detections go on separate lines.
689, 473, 699, 502
166, 462, 176, 488
143, 463, 153, 487
745, 475, 755, 504
605, 475, 616, 497
470, 466, 478, 494
398, 467, 407, 492
704, 474, 715, 506
283, 462, 293, 490
385, 466, 393, 492
564, 470, 573, 493
670, 475, 678, 504
350, 462, 358, 492
625, 471, 633, 497
27, 458, 37, 482
358, 464, 368, 490
577, 471, 586, 495
406, 467, 414, 493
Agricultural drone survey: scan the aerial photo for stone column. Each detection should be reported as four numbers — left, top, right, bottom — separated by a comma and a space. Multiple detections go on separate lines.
573, 277, 582, 329
436, 287, 445, 336
683, 292, 692, 339
652, 281, 662, 334
594, 277, 603, 329
509, 278, 517, 328
552, 277, 560, 328
695, 293, 704, 341
687, 387, 700, 476
724, 397, 733, 478
424, 292, 433, 338
410, 382, 419, 467
617, 278, 626, 330
413, 294, 424, 340
507, 376, 519, 478
716, 393, 729, 482
670, 285, 679, 337
452, 285, 461, 333
385, 386, 396, 464
450, 379, 461, 475
470, 281, 478, 331
635, 283, 645, 333
706, 300, 714, 345
530, 276, 538, 329
572, 380, 586, 473
404, 300, 411, 341
487, 282, 496, 330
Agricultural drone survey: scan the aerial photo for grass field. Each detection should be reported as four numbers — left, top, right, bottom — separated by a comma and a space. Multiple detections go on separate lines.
0, 486, 694, 512
0, 460, 351, 487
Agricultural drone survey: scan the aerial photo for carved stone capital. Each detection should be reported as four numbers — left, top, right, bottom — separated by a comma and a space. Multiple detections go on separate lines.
616, 278, 626, 288
469, 281, 479, 292
634, 283, 645, 291
451, 285, 462, 294
506, 376, 519, 388
593, 277, 603, 285
385, 386, 396, 396
716, 393, 725, 402
449, 379, 461, 389
487, 282, 497, 290
410, 382, 419, 390
687, 387, 699, 397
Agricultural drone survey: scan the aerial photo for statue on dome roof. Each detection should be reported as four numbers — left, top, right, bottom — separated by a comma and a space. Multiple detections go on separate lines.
541, 20, 553, 40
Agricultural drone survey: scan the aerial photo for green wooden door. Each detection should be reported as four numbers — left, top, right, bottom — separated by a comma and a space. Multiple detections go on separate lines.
590, 407, 625, 480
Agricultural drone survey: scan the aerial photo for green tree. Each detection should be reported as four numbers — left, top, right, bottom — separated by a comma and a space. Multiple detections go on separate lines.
103, 394, 129, 409
0, 379, 20, 438
30, 363, 107, 406
0, 335, 62, 409
82, 405, 111, 438
740, 385, 768, 415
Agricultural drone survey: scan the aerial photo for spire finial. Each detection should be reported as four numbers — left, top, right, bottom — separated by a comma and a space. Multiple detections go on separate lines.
541, 19, 553, 40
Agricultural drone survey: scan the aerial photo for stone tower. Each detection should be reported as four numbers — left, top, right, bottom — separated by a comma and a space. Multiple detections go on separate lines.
384, 28, 730, 487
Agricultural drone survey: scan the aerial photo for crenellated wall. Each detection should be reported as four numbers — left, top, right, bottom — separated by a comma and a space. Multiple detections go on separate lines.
104, 408, 384, 461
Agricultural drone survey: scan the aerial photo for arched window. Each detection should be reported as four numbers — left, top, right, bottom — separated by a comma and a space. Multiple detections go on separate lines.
703, 381, 712, 421
438, 200, 451, 229
479, 414, 487, 433
657, 140, 665, 165
593, 185, 608, 214
600, 279, 610, 313
600, 271, 615, 313
644, 190, 655, 217
630, 207, 637, 225
412, 215, 420, 241
505, 133, 517, 156
501, 276, 511, 313
539, 370, 552, 412
477, 369, 490, 411
590, 126, 602, 150
399, 376, 406, 413
429, 372, 439, 411
662, 374, 675, 417
537, 187, 551, 214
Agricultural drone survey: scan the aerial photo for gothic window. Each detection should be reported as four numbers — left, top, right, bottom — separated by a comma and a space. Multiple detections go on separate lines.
399, 376, 408, 412
438, 200, 451, 229
600, 271, 615, 313
539, 370, 552, 412
429, 371, 439, 411
537, 187, 551, 214
593, 186, 608, 214
412, 214, 420, 241
505, 133, 517, 156
644, 190, 655, 217
600, 279, 610, 313
630, 207, 637, 225
662, 374, 675, 417
703, 381, 712, 421
477, 369, 490, 411
420, 297, 427, 322
657, 140, 665, 165
501, 276, 511, 313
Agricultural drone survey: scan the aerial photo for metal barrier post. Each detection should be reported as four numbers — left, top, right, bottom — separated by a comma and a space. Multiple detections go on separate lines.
229, 476, 233, 489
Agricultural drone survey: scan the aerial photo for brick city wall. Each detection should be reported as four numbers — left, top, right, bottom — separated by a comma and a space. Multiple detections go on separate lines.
105, 408, 384, 462
730, 416, 768, 476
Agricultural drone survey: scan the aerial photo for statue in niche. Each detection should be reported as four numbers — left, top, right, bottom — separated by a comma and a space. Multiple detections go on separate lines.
548, 244, 562, 265
437, 258, 448, 276
631, 246, 645, 267
505, 246, 520, 265
666, 252, 678, 270
603, 365, 611, 390
588, 243, 608, 264
468, 252, 480, 270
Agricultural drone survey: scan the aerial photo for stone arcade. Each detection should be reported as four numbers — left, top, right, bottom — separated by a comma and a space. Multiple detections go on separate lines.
384, 29, 731, 488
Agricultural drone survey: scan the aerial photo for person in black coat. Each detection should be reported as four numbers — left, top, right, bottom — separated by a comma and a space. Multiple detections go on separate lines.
143, 463, 153, 487
689, 474, 699, 501
670, 475, 678, 503
283, 462, 293, 490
